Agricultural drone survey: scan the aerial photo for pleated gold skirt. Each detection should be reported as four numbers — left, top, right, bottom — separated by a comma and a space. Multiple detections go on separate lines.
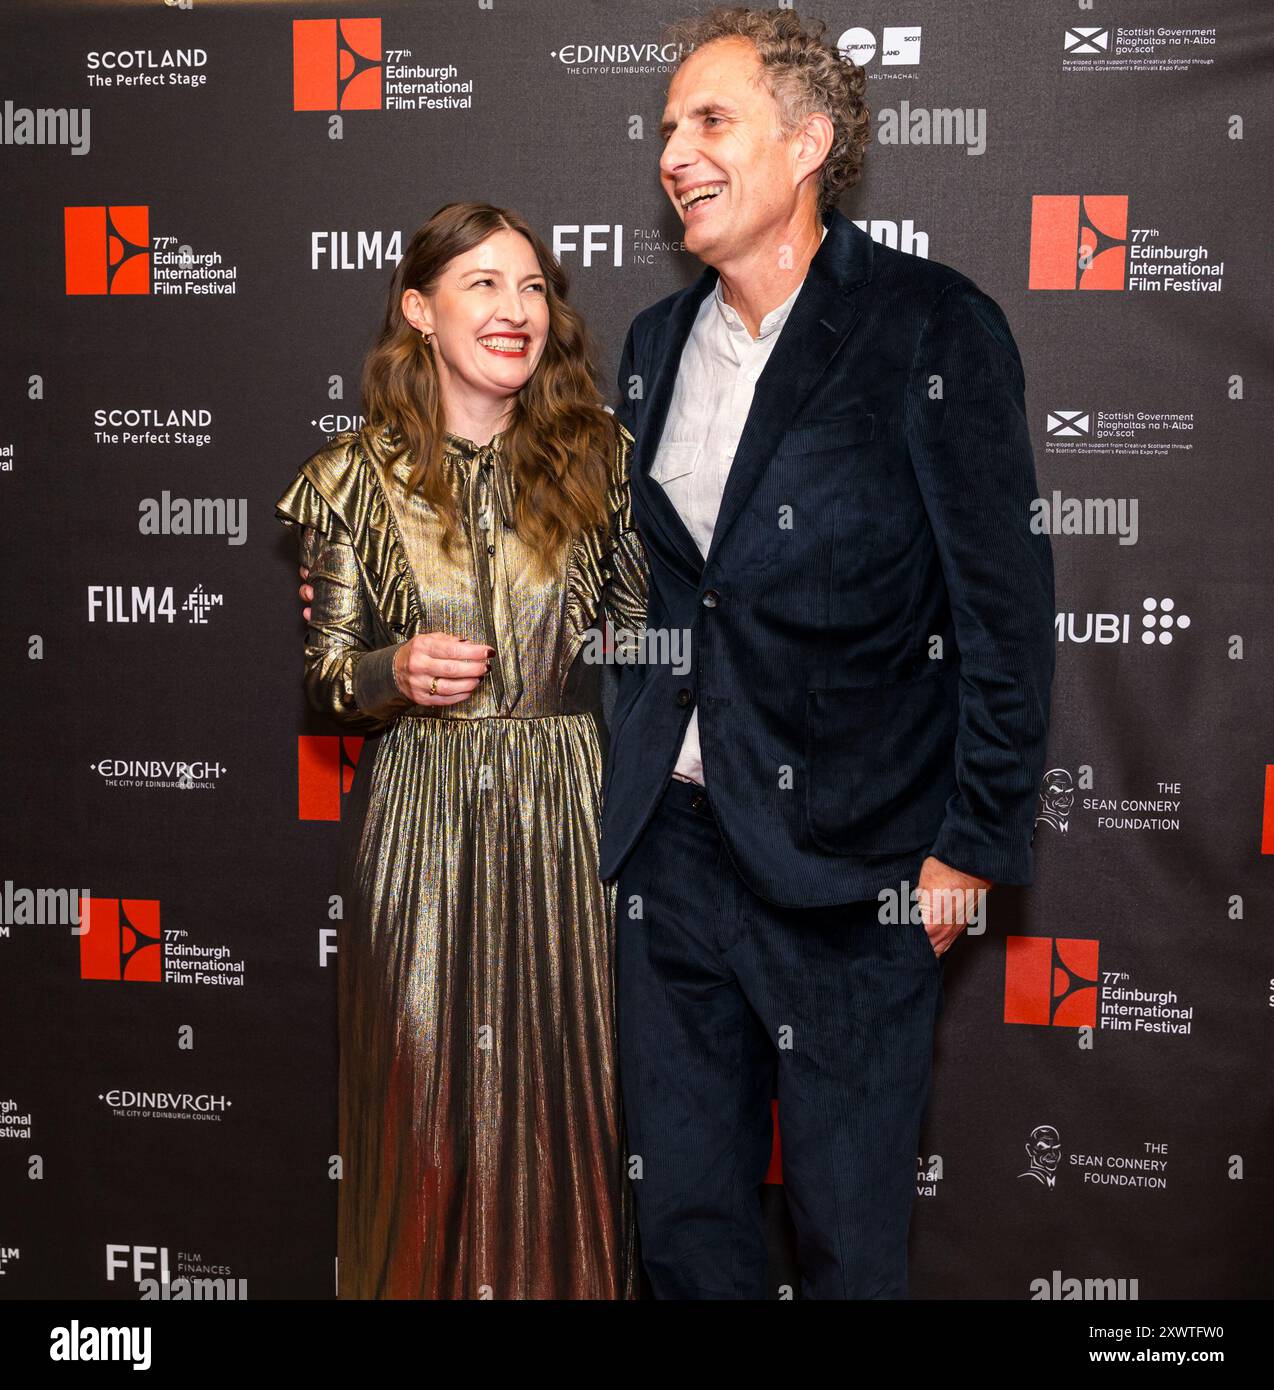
334, 710, 638, 1299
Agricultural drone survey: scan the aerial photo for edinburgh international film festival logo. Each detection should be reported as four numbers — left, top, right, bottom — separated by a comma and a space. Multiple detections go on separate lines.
1029, 194, 1127, 289
1004, 860, 1198, 1041
78, 896, 246, 987
64, 205, 239, 296
297, 735, 366, 821
292, 17, 474, 113
64, 204, 148, 294
293, 17, 382, 109
80, 897, 161, 982
1029, 194, 1225, 293
1004, 935, 1100, 1028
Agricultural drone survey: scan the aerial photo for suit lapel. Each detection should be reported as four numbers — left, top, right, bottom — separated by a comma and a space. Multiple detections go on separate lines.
632, 270, 716, 579
704, 209, 875, 568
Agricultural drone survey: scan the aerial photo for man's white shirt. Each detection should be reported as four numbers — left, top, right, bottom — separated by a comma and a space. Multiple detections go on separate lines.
651, 224, 827, 785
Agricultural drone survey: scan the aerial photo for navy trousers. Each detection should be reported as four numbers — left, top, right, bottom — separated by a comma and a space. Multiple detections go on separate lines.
615, 778, 946, 1299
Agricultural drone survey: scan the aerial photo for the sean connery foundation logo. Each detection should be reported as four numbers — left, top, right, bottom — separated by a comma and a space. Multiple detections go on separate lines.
1036, 767, 1076, 832
1019, 1124, 1062, 1187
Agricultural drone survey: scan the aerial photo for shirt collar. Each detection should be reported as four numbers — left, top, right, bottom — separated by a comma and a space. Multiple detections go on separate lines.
712, 222, 828, 340
443, 429, 503, 458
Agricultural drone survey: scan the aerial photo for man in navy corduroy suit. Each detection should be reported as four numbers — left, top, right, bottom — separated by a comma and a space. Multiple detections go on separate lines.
602, 8, 1055, 1299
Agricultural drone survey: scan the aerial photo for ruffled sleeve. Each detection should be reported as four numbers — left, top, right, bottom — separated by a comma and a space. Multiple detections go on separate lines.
601, 421, 649, 634
276, 467, 345, 539
275, 457, 414, 732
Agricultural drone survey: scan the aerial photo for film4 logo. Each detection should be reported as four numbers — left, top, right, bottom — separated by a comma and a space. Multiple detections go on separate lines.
80, 898, 161, 983
298, 734, 366, 820
293, 18, 382, 110
1029, 194, 1128, 290
65, 205, 150, 294
1005, 935, 1100, 1027
87, 585, 224, 623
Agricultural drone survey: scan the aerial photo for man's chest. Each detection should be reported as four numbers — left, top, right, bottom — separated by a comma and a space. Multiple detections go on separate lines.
649, 329, 775, 550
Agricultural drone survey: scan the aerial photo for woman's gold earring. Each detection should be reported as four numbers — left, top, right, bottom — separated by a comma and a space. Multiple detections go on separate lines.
420, 329, 433, 346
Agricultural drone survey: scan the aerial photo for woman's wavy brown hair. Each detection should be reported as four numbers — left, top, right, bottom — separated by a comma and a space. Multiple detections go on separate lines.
361, 202, 615, 571
664, 6, 871, 210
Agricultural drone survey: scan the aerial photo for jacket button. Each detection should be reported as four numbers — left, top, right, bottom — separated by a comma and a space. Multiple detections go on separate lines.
675, 688, 693, 708
701, 589, 720, 608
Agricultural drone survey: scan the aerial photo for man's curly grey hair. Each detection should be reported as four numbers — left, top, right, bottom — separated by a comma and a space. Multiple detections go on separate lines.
663, 7, 871, 211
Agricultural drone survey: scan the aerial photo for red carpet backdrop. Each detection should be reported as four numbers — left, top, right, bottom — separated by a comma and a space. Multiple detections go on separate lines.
1, 0, 1271, 1299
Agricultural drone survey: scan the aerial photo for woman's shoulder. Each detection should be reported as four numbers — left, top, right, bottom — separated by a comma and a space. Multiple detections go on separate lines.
302, 419, 402, 480
304, 423, 387, 488
275, 425, 387, 538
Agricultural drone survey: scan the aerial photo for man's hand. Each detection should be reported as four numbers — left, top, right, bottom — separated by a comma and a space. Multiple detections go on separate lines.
916, 855, 993, 958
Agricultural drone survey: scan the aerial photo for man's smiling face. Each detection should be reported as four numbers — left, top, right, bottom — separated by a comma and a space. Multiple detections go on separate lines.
658, 37, 803, 267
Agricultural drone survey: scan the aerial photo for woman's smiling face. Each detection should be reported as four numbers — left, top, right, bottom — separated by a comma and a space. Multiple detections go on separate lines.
405, 228, 551, 403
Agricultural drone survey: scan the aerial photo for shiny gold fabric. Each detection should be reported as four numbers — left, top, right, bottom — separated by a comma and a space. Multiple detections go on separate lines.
275, 421, 647, 1299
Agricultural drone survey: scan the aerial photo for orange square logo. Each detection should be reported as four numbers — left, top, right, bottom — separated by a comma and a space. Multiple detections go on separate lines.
298, 734, 365, 820
1029, 195, 1127, 290
65, 206, 150, 295
80, 898, 162, 982
1005, 936, 1099, 1026
293, 19, 383, 111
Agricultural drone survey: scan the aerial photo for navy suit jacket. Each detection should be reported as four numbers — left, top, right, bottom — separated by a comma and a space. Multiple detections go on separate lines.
600, 205, 1055, 907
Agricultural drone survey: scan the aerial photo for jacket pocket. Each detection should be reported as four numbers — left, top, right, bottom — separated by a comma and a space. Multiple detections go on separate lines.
804, 664, 959, 856
776, 413, 875, 457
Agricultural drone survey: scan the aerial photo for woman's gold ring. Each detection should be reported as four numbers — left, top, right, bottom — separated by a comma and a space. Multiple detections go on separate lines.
429, 676, 439, 697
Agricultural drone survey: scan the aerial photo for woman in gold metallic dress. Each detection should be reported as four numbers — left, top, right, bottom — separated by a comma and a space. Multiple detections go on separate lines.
274, 203, 646, 1299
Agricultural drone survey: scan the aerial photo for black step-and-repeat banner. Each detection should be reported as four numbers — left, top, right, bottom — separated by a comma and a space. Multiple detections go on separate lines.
2, 0, 1271, 1301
